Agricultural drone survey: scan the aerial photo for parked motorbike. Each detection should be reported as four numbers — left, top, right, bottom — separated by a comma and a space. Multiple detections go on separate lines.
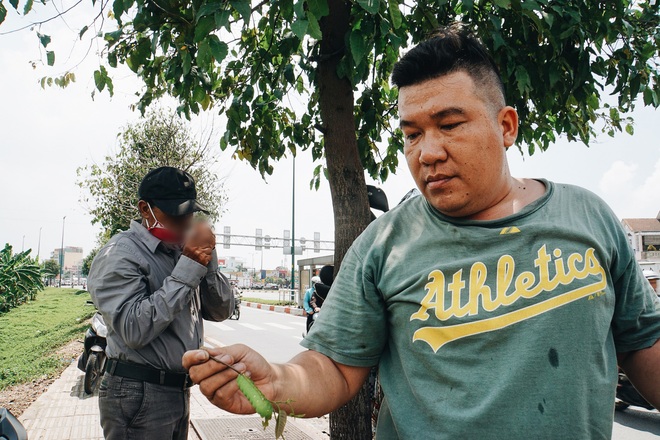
0, 408, 28, 440
77, 311, 108, 394
616, 369, 654, 411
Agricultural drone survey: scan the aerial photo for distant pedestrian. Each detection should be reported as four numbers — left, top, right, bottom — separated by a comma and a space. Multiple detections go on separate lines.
303, 276, 321, 332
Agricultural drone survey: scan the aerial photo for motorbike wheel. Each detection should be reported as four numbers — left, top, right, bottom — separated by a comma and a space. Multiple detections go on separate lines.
84, 353, 100, 395
235, 309, 240, 320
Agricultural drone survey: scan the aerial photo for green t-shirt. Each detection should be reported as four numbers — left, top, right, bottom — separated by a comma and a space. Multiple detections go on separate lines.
301, 180, 660, 439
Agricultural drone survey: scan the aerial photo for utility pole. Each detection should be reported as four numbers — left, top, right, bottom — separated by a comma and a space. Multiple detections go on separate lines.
291, 156, 296, 295
37, 227, 42, 261
59, 216, 66, 288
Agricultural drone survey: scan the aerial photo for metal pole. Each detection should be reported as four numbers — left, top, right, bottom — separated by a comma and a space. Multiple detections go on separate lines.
291, 156, 295, 294
37, 227, 42, 261
59, 216, 66, 288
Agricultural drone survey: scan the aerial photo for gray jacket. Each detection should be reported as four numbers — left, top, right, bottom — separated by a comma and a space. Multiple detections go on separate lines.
88, 221, 233, 372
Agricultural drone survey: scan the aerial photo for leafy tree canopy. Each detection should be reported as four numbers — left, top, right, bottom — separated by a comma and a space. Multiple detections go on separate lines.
77, 108, 226, 241
3, 0, 658, 180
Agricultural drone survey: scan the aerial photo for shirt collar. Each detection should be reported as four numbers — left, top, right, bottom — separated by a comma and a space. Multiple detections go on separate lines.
130, 220, 161, 254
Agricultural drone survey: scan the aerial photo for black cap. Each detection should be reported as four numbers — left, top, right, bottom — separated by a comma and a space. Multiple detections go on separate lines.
138, 166, 209, 216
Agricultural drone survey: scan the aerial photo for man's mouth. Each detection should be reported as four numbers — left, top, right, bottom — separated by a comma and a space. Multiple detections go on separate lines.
426, 174, 454, 190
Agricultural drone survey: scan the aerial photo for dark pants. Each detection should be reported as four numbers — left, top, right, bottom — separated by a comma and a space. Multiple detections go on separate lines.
306, 313, 315, 333
98, 373, 190, 440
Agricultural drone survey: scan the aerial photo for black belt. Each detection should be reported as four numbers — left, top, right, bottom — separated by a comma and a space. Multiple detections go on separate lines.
105, 358, 194, 390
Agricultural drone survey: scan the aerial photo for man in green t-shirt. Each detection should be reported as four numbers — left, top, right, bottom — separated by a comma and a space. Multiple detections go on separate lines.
182, 25, 660, 439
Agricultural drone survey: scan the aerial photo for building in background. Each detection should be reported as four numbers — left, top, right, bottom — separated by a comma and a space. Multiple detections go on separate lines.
51, 246, 84, 282
622, 213, 660, 273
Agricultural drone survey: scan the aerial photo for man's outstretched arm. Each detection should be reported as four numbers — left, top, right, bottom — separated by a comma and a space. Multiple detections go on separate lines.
619, 337, 660, 409
183, 345, 371, 417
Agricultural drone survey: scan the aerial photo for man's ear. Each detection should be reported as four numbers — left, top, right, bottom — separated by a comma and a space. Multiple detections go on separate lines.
137, 200, 151, 221
499, 106, 519, 148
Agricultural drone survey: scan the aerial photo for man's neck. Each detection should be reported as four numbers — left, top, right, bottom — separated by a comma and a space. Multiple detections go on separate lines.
466, 177, 546, 221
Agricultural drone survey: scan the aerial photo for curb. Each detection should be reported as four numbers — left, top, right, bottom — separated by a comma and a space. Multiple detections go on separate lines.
243, 301, 308, 317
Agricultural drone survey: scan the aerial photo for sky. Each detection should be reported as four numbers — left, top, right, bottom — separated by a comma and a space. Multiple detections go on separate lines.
1, 2, 659, 271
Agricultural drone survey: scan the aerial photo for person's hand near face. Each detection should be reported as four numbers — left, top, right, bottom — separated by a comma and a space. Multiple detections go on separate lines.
183, 221, 215, 266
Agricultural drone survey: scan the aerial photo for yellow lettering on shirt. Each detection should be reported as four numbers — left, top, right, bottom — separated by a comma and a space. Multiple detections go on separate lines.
410, 246, 607, 352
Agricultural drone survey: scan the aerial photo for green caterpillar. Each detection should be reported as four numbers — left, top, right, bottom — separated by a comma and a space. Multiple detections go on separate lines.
236, 373, 274, 421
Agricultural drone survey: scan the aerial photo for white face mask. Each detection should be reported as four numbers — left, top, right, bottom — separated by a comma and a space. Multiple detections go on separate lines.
145, 203, 183, 244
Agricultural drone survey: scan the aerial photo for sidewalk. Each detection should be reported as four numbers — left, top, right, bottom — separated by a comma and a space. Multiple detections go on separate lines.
19, 360, 329, 440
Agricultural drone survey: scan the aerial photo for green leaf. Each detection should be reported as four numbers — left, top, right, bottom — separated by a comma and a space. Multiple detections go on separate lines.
215, 10, 231, 29
306, 11, 322, 40
514, 66, 530, 95
283, 64, 295, 84
113, 0, 124, 21
23, 0, 33, 14
79, 25, 88, 39
293, 0, 305, 18
37, 33, 51, 48
230, 0, 251, 22
94, 69, 105, 92
46, 51, 55, 66
208, 35, 228, 63
356, 0, 380, 15
196, 1, 223, 20
388, 0, 402, 29
307, 0, 329, 19
8, 0, 18, 10
182, 50, 192, 75
0, 3, 6, 25
350, 30, 368, 65
194, 15, 216, 43
492, 0, 510, 8
275, 409, 287, 439
291, 19, 309, 40
625, 123, 634, 136
104, 29, 122, 44
196, 39, 213, 66
586, 94, 598, 110
193, 86, 206, 103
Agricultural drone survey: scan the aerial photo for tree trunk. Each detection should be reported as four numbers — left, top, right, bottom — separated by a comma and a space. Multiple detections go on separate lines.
318, 0, 374, 439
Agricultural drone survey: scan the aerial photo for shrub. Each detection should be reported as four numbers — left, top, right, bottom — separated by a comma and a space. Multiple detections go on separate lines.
0, 244, 44, 313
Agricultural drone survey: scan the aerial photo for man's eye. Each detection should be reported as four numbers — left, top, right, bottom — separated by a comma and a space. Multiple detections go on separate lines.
406, 132, 420, 141
441, 122, 463, 130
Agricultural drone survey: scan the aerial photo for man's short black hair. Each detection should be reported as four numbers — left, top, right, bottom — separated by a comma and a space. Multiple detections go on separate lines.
392, 24, 506, 110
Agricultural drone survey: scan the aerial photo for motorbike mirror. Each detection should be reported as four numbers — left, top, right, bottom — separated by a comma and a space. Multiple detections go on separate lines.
0, 408, 28, 440
367, 185, 389, 213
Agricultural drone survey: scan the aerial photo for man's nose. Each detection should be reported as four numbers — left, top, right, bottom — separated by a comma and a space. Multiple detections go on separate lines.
418, 133, 448, 165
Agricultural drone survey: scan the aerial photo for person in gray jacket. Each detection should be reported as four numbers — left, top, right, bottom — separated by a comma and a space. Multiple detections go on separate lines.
88, 166, 233, 440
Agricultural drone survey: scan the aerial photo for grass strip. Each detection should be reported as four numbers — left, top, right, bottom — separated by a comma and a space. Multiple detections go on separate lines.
0, 287, 95, 390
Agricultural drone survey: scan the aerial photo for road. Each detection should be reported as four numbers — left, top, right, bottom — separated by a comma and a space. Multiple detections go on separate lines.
204, 307, 659, 437
613, 407, 660, 439
204, 305, 307, 363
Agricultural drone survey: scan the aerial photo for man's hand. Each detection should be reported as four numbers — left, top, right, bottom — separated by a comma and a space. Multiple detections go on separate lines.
183, 345, 372, 418
183, 222, 215, 266
184, 345, 276, 415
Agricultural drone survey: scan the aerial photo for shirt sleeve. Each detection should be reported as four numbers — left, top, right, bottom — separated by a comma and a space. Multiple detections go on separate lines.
200, 249, 234, 322
300, 244, 388, 367
303, 289, 313, 313
611, 256, 660, 353
89, 241, 207, 350
609, 219, 660, 353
